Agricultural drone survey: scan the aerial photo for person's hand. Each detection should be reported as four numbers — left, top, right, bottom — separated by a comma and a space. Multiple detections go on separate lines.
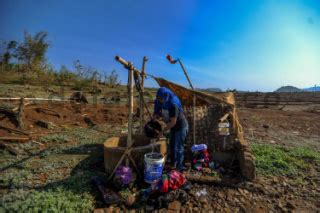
152, 114, 159, 120
153, 114, 163, 121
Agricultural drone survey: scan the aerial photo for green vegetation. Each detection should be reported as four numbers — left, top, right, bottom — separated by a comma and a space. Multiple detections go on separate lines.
1, 187, 94, 212
40, 133, 70, 144
0, 31, 121, 89
0, 127, 110, 212
251, 143, 320, 175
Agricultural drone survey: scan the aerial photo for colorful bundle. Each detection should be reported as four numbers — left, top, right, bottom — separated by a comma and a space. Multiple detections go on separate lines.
151, 170, 186, 193
168, 170, 187, 190
113, 166, 133, 189
192, 148, 210, 171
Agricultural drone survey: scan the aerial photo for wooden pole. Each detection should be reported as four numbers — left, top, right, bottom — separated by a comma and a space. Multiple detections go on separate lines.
0, 136, 31, 142
0, 97, 71, 101
0, 125, 29, 135
139, 56, 148, 134
178, 59, 197, 144
126, 62, 134, 166
178, 59, 193, 90
192, 95, 196, 144
17, 97, 25, 129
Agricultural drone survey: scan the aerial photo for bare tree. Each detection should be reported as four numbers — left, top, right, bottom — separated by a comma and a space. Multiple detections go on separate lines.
104, 70, 120, 87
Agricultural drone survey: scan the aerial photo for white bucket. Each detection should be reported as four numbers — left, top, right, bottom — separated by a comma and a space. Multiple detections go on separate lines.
144, 153, 165, 184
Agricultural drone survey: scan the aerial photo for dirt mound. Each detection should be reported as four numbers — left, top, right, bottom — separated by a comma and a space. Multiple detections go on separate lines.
0, 102, 131, 138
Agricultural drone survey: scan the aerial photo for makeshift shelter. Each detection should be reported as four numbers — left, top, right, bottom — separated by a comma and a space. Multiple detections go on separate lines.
155, 78, 256, 180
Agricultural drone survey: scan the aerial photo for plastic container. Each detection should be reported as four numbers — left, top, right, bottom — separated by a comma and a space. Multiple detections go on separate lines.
191, 144, 208, 153
144, 153, 165, 184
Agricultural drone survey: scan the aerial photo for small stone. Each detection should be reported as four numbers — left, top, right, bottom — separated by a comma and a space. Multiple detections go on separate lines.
199, 197, 209, 205
234, 198, 239, 203
93, 208, 104, 213
146, 204, 154, 211
278, 201, 284, 208
217, 191, 225, 199
113, 207, 121, 213
224, 203, 230, 209
193, 207, 199, 212
158, 209, 167, 213
35, 120, 56, 129
202, 168, 211, 174
132, 187, 138, 193
168, 201, 181, 211
125, 194, 136, 206
105, 207, 114, 213
223, 207, 232, 213
286, 201, 296, 209
203, 204, 209, 209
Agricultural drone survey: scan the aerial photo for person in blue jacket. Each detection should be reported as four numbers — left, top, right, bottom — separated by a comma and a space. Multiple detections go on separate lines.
153, 87, 188, 171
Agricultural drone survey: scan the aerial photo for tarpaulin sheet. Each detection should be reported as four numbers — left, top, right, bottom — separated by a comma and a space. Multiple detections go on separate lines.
154, 77, 235, 107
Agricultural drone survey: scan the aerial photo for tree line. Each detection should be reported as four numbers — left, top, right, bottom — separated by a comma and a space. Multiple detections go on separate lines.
0, 31, 120, 89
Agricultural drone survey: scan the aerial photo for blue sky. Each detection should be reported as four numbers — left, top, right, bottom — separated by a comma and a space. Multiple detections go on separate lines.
1, 0, 319, 91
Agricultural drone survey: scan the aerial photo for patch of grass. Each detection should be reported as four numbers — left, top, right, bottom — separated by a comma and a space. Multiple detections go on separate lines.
1, 187, 94, 212
0, 169, 34, 186
0, 127, 110, 212
40, 133, 70, 144
251, 143, 320, 175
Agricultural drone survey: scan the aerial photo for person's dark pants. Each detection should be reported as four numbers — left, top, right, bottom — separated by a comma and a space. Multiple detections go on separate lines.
169, 125, 188, 170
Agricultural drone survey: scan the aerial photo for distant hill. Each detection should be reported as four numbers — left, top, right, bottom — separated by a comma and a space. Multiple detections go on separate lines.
274, 86, 302, 92
303, 86, 320, 92
202, 88, 222, 92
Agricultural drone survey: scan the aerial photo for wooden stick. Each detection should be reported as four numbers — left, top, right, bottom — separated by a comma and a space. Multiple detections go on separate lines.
0, 97, 71, 101
193, 95, 196, 144
115, 56, 157, 79
0, 125, 30, 135
178, 59, 194, 89
133, 71, 152, 119
219, 113, 230, 122
36, 107, 61, 117
128, 153, 141, 178
126, 63, 134, 166
107, 148, 131, 181
139, 56, 148, 134
17, 97, 25, 129
185, 173, 221, 185
31, 140, 45, 146
177, 58, 197, 145
0, 136, 30, 141
12, 101, 33, 111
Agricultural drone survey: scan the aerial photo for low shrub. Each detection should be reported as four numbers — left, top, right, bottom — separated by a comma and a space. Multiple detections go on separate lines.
251, 143, 320, 175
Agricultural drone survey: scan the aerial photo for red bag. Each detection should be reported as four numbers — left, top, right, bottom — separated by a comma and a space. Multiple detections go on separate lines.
168, 170, 186, 190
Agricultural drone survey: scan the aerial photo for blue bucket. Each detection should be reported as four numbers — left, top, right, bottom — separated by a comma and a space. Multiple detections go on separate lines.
144, 153, 165, 184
